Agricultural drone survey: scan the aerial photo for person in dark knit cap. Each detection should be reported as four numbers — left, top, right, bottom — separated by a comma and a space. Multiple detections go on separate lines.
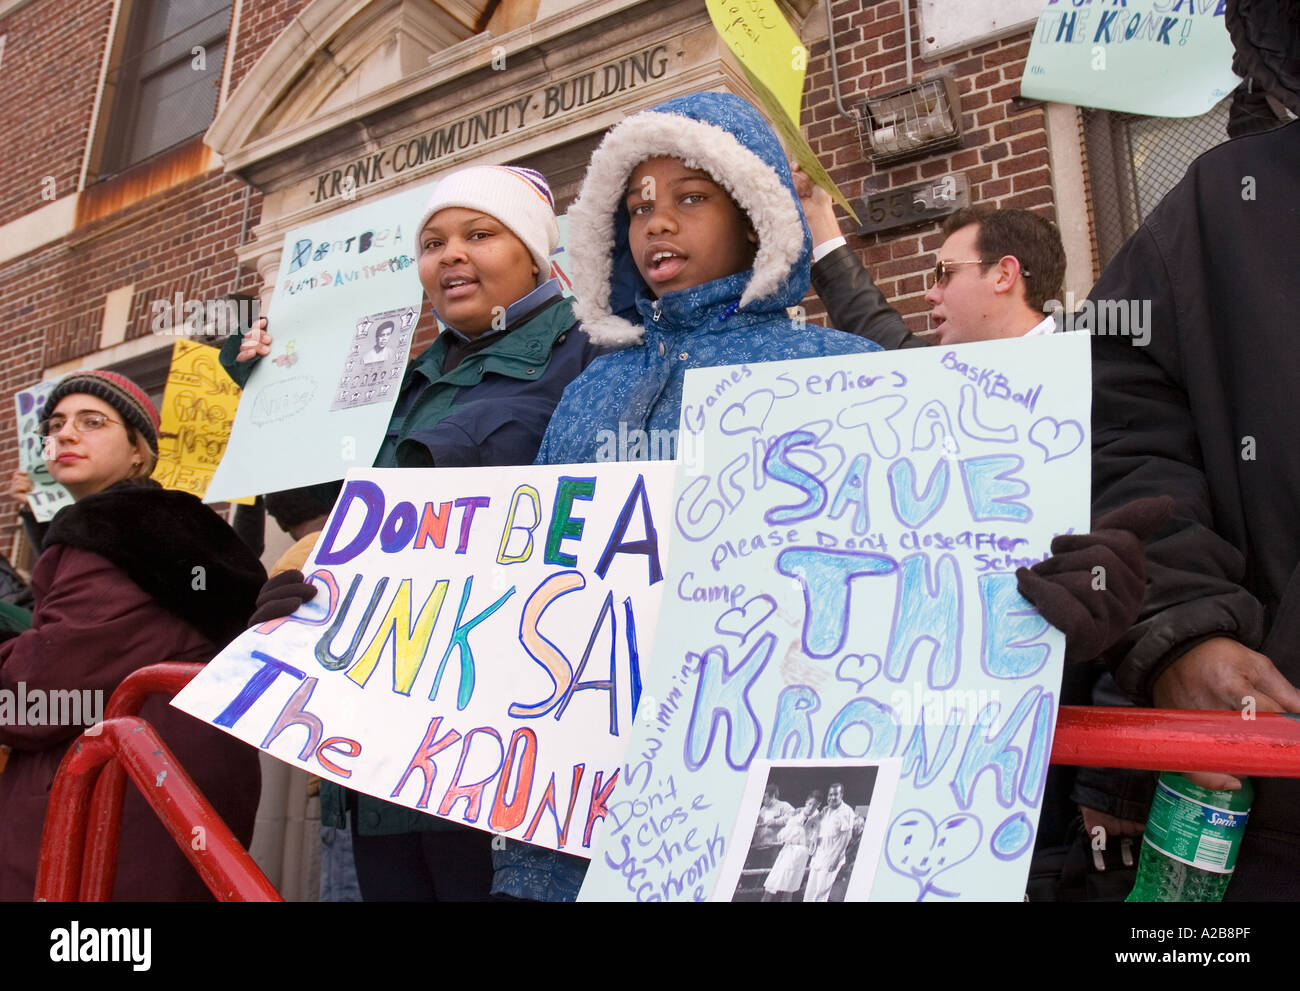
36, 370, 160, 496
0, 370, 266, 901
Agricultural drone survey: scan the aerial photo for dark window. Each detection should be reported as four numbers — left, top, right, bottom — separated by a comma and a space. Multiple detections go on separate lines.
103, 345, 173, 411
99, 0, 233, 176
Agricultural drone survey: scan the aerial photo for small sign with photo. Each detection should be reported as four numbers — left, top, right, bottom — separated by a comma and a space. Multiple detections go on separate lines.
330, 306, 417, 411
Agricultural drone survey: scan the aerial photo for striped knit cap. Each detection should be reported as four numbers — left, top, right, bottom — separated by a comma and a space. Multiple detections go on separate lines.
413, 165, 559, 286
41, 370, 160, 454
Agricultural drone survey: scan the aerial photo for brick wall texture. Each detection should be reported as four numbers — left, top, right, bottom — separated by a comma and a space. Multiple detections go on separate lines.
0, 166, 264, 544
0, 0, 114, 226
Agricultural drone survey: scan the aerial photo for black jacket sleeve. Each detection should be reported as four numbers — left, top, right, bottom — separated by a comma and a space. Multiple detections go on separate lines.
17, 506, 47, 558
809, 244, 924, 350
1087, 225, 1266, 703
218, 328, 258, 389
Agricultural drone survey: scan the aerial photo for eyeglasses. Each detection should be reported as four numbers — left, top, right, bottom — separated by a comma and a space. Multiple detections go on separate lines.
37, 411, 125, 437
932, 259, 994, 286
932, 258, 1032, 286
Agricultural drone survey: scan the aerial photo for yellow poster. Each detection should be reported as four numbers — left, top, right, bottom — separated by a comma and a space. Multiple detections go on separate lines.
153, 340, 251, 503
706, 0, 859, 222
706, 0, 806, 126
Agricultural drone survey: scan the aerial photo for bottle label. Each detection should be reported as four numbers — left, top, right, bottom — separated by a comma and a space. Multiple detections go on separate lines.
1142, 779, 1249, 873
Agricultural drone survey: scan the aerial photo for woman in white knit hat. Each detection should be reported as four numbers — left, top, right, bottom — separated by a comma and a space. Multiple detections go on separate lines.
224, 165, 602, 901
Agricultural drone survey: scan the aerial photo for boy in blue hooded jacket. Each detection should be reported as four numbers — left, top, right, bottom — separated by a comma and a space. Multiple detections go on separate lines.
496, 92, 881, 901
534, 91, 881, 467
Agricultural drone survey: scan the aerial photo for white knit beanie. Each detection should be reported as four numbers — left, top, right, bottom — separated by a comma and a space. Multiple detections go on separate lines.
413, 166, 559, 285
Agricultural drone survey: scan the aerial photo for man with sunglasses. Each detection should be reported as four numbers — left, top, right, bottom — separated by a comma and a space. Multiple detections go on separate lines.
795, 169, 1066, 349
923, 207, 1064, 345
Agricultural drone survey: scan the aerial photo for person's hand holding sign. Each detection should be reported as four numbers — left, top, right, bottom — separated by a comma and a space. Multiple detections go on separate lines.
7, 470, 32, 508
236, 316, 273, 362
248, 568, 318, 626
1015, 496, 1173, 664
790, 162, 842, 247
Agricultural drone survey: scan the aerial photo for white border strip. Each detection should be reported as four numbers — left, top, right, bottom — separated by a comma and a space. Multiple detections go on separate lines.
77, 0, 123, 191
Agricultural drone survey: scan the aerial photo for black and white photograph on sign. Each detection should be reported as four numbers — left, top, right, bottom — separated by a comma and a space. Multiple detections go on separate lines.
329, 306, 417, 410
719, 759, 900, 902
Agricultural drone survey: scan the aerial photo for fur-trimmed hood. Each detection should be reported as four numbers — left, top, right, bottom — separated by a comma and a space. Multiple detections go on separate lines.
568, 91, 812, 347
43, 478, 266, 648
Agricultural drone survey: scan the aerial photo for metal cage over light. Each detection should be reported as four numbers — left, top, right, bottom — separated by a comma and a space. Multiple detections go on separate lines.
857, 74, 964, 165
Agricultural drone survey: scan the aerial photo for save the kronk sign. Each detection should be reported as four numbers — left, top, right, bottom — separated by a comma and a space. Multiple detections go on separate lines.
175, 462, 676, 855
579, 332, 1091, 901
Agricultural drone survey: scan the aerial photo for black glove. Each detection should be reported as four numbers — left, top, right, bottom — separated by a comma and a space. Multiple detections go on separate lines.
248, 569, 318, 627
1016, 496, 1174, 663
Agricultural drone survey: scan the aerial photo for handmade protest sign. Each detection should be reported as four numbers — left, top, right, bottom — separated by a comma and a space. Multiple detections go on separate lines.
578, 332, 1091, 901
1020, 0, 1239, 117
204, 183, 430, 503
705, 0, 859, 222
174, 461, 676, 855
13, 378, 73, 522
152, 340, 248, 501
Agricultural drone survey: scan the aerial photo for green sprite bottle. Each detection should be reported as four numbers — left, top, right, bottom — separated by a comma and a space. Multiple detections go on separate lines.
1126, 772, 1253, 902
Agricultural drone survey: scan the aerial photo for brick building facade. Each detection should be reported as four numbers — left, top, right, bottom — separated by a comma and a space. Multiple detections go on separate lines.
0, 0, 1229, 897
0, 0, 1163, 555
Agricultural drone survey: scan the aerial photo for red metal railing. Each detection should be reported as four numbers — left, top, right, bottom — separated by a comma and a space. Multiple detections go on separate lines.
1052, 706, 1300, 776
33, 661, 1300, 902
79, 663, 236, 901
35, 663, 280, 902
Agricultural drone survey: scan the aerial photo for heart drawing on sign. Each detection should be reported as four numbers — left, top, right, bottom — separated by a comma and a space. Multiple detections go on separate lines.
714, 594, 777, 644
1028, 416, 1084, 463
884, 808, 982, 901
834, 653, 881, 692
719, 389, 775, 435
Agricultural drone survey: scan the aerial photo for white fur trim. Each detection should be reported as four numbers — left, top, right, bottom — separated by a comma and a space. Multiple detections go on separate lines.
568, 112, 806, 348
